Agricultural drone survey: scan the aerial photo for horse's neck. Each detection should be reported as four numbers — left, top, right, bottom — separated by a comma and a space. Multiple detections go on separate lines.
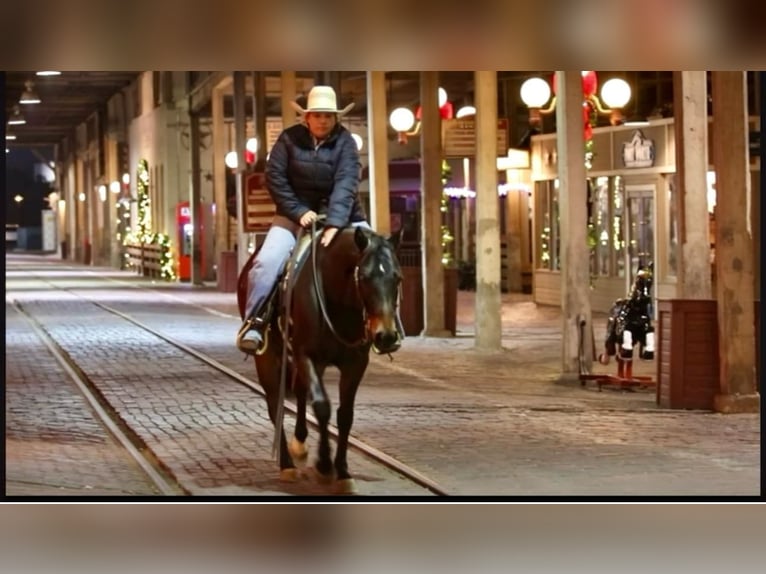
320, 235, 363, 308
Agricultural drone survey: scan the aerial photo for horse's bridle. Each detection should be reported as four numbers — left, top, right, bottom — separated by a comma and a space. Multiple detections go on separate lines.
310, 221, 402, 353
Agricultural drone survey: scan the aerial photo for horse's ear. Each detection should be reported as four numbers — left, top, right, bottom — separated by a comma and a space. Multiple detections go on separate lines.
354, 225, 370, 252
387, 227, 404, 252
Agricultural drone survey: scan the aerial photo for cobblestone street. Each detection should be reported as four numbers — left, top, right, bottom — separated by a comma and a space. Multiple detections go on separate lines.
5, 254, 761, 497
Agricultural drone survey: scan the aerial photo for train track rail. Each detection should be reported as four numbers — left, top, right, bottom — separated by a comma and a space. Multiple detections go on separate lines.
10, 272, 449, 496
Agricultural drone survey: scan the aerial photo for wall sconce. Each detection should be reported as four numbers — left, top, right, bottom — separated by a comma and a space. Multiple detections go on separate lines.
19, 80, 41, 105
520, 71, 632, 130
389, 86, 453, 144
8, 105, 26, 125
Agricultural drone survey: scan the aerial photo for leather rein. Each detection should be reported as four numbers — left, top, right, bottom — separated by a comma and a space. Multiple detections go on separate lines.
310, 220, 371, 350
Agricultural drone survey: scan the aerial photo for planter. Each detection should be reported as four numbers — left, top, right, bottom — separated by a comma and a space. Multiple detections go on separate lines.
656, 299, 760, 410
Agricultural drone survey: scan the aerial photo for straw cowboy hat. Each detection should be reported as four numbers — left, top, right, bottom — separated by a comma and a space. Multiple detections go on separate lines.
290, 85, 354, 116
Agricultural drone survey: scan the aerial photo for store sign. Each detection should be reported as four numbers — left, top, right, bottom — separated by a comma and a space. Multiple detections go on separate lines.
244, 172, 275, 233
621, 129, 655, 168
442, 118, 508, 158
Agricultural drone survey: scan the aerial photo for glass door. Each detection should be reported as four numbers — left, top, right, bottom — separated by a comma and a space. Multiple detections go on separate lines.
624, 185, 655, 294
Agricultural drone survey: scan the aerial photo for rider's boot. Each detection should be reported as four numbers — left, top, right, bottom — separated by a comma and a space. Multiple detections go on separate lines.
236, 304, 268, 355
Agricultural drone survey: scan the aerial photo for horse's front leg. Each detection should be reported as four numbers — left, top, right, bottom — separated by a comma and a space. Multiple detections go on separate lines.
334, 355, 368, 494
295, 354, 332, 480
289, 368, 309, 462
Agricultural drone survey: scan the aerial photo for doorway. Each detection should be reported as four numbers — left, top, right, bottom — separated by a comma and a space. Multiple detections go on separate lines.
624, 185, 655, 295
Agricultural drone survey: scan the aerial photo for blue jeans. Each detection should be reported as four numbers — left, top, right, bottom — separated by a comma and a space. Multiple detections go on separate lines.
244, 215, 372, 320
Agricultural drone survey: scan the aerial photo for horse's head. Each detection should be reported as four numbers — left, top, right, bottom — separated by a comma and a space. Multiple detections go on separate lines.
353, 226, 403, 354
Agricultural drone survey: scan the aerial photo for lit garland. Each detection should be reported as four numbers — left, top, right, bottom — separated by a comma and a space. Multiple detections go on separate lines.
122, 159, 177, 281
440, 160, 455, 267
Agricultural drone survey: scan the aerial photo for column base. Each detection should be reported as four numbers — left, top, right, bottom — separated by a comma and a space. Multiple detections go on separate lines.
713, 393, 760, 413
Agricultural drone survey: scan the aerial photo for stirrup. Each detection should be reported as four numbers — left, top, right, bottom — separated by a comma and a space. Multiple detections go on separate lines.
237, 318, 267, 355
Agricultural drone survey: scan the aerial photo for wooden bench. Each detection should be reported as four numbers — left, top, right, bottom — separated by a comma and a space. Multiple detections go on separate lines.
125, 243, 165, 279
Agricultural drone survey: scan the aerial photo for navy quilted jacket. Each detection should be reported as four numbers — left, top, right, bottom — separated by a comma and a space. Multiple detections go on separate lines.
265, 123, 366, 229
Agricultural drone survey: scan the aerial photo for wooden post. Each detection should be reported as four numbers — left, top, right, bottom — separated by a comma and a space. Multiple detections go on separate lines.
280, 71, 297, 130
556, 71, 593, 376
189, 110, 203, 285
673, 71, 712, 298
212, 77, 230, 258
233, 71, 249, 273
366, 71, 391, 235
474, 70, 502, 350
420, 71, 449, 336
710, 71, 759, 413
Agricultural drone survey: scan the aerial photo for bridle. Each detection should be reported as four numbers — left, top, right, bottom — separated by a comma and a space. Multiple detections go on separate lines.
310, 221, 401, 353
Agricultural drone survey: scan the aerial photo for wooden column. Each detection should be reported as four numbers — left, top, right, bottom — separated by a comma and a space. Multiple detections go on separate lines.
189, 110, 203, 285
556, 71, 593, 375
366, 71, 391, 235
233, 71, 249, 272
474, 70, 502, 350
505, 187, 523, 292
710, 71, 759, 413
673, 71, 712, 298
420, 71, 449, 336
212, 79, 229, 258
281, 71, 297, 130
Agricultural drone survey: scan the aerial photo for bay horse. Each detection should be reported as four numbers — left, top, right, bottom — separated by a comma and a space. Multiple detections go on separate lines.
237, 225, 403, 493
599, 261, 655, 365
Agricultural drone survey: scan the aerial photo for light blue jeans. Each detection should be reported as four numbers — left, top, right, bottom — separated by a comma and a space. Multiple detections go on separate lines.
244, 214, 372, 320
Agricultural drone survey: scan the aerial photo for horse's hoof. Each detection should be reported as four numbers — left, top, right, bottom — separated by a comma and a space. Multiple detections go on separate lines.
314, 468, 334, 485
335, 478, 357, 495
288, 437, 308, 460
279, 468, 299, 482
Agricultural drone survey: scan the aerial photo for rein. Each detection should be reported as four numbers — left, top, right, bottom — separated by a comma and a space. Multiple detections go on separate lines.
310, 220, 370, 349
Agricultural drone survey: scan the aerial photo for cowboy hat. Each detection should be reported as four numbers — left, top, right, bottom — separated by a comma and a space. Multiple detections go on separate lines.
290, 85, 354, 116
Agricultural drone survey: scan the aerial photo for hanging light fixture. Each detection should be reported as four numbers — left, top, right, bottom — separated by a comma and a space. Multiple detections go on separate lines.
389, 86, 453, 144
519, 71, 632, 128
19, 80, 41, 105
7, 105, 26, 125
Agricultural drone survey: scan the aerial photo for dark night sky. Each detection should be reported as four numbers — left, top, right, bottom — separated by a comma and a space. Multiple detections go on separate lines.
5, 146, 54, 227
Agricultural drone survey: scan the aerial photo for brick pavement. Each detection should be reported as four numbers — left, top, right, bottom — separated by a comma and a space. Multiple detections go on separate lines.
5, 254, 761, 496
5, 303, 163, 496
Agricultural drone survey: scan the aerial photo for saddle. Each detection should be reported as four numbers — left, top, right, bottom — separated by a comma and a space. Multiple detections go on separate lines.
256, 225, 325, 350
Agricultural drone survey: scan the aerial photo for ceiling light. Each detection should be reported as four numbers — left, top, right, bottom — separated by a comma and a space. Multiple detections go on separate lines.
6, 134, 17, 140
36, 71, 61, 76
19, 80, 41, 104
7, 105, 26, 125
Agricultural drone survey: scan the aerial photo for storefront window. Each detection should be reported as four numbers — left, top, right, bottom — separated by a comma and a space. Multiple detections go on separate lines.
666, 175, 678, 277
592, 176, 611, 277
535, 180, 560, 270
612, 176, 626, 278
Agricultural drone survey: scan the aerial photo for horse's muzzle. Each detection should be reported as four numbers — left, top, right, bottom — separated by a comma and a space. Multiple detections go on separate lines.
372, 330, 402, 354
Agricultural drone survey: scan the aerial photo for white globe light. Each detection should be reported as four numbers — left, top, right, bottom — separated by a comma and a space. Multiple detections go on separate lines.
455, 105, 476, 118
122, 173, 130, 185
600, 78, 631, 109
438, 87, 448, 108
389, 107, 415, 132
246, 137, 258, 153
109, 180, 121, 194
225, 151, 238, 169
520, 77, 551, 108
351, 133, 363, 151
